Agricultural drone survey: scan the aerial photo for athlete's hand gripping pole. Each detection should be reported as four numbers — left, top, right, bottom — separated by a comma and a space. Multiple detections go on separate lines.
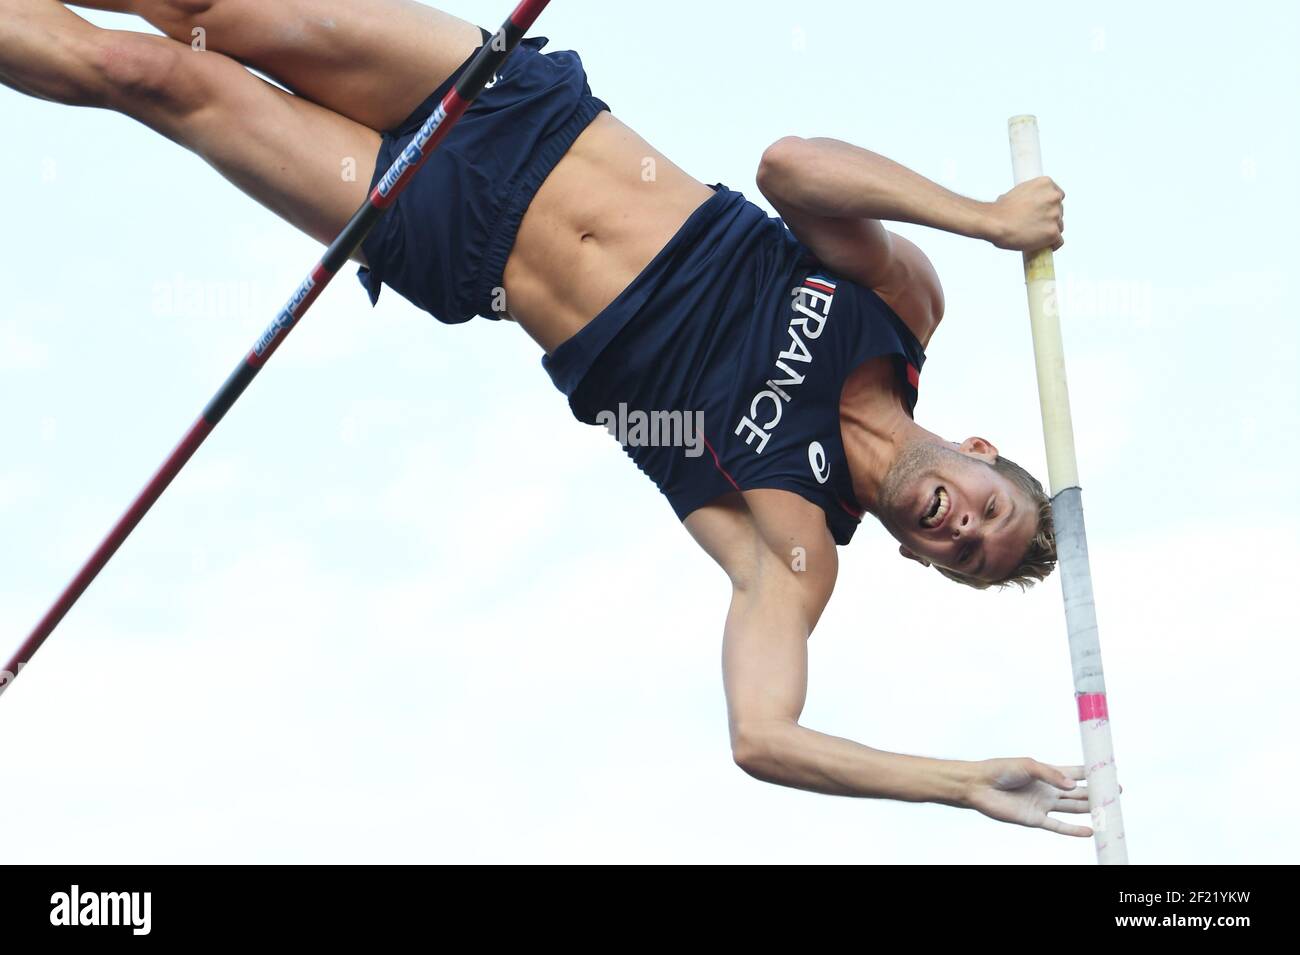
0, 0, 554, 700
1007, 115, 1128, 865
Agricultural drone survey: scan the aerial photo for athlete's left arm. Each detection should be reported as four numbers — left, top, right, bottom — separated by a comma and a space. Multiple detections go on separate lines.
757, 135, 1063, 253
757, 136, 1064, 343
756, 137, 950, 345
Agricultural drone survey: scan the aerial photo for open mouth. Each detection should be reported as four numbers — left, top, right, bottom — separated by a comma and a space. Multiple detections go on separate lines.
919, 486, 950, 530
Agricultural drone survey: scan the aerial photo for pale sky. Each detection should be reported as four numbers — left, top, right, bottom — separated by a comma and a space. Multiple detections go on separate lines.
1, 0, 1296, 863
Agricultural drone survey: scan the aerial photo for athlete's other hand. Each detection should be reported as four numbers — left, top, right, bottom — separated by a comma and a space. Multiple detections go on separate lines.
987, 176, 1065, 252
962, 757, 1095, 837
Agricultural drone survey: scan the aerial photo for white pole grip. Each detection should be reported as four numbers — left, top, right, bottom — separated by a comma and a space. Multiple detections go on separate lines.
1007, 115, 1078, 493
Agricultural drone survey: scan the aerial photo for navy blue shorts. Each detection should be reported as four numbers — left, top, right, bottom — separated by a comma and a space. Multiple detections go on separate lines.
357, 29, 609, 323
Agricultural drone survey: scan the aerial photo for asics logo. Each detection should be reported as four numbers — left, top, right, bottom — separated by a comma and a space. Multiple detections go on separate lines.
808, 441, 830, 484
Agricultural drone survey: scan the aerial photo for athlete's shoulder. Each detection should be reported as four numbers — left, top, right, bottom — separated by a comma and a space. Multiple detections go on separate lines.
867, 232, 944, 350
685, 488, 838, 604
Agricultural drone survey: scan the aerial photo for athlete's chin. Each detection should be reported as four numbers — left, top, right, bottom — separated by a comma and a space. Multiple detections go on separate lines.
877, 505, 920, 547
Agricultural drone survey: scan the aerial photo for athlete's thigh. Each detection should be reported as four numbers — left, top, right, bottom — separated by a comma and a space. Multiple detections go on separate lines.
119, 35, 381, 255
135, 0, 484, 132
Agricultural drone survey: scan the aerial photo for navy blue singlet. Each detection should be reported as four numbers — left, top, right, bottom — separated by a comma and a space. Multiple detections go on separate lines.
543, 184, 928, 546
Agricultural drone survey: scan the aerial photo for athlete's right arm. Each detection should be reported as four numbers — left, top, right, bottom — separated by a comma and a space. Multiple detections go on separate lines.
700, 491, 974, 806
723, 563, 974, 805
687, 494, 1093, 835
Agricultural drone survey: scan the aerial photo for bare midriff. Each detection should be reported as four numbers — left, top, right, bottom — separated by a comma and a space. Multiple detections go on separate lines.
501, 110, 716, 354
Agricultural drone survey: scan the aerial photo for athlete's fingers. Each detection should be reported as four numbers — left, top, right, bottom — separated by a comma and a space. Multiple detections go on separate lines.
1041, 816, 1093, 838
1051, 799, 1091, 813
1049, 765, 1123, 794
1032, 761, 1080, 790
1050, 763, 1123, 790
1052, 764, 1087, 781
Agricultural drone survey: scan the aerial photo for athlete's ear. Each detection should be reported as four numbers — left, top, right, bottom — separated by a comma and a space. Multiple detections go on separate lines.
959, 436, 999, 461
899, 545, 931, 568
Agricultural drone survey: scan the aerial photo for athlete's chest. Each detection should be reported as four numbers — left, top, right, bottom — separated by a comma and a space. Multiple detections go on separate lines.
718, 268, 925, 545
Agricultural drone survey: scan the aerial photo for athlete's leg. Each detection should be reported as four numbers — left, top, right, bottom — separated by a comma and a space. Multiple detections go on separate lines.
2, 1, 380, 257
66, 0, 484, 132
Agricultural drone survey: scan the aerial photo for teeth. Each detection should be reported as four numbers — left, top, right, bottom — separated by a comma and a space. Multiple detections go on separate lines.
921, 487, 949, 528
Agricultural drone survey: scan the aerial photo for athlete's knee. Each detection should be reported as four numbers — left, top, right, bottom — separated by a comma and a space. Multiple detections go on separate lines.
134, 0, 274, 59
92, 32, 205, 112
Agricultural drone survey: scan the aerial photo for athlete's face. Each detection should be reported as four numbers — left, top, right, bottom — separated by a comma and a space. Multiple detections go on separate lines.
877, 437, 1040, 583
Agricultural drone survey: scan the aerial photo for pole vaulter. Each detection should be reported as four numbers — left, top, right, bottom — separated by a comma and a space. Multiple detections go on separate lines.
2, 0, 1098, 853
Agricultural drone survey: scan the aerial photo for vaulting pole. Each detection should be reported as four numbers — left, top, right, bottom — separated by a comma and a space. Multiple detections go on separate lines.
1008, 115, 1128, 864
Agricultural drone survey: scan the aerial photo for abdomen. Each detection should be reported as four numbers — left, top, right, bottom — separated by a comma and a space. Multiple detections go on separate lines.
505, 111, 716, 352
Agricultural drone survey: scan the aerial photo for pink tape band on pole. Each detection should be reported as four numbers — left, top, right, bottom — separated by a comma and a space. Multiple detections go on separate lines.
1077, 692, 1109, 722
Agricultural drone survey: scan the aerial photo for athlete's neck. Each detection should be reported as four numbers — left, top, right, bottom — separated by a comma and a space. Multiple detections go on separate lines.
840, 386, 941, 514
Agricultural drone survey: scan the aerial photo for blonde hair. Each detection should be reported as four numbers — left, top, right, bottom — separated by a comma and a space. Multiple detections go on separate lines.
933, 455, 1056, 592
